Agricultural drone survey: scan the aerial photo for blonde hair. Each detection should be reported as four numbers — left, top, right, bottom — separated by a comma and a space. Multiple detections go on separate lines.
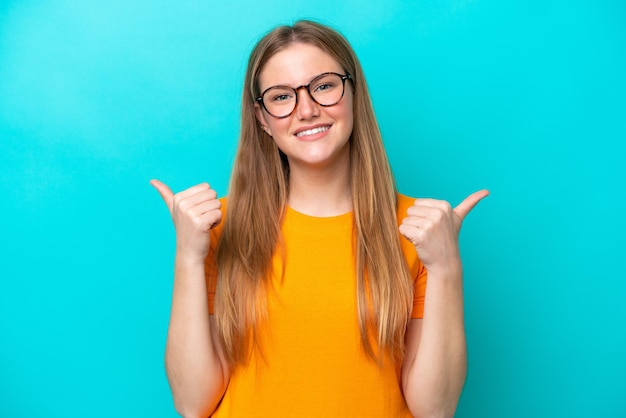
215, 20, 413, 367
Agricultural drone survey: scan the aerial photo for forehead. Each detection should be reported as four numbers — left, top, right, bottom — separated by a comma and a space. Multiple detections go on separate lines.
258, 43, 343, 89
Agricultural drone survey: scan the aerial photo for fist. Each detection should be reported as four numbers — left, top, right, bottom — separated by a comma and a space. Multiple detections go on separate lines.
150, 179, 222, 262
399, 190, 488, 272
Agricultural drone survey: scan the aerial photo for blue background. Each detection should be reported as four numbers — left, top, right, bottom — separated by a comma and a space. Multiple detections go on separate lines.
1, 0, 624, 416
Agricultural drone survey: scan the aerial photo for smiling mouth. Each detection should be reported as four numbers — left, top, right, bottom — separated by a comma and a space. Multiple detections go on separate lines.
295, 125, 330, 138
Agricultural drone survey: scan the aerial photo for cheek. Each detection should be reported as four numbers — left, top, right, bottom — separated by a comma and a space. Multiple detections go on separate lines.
346, 106, 354, 127
339, 101, 354, 131
266, 118, 291, 138
342, 93, 354, 124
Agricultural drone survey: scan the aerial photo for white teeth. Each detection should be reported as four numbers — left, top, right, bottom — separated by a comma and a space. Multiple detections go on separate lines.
295, 126, 329, 137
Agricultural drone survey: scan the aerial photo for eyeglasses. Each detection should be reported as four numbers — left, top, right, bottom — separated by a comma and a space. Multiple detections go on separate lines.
256, 72, 352, 119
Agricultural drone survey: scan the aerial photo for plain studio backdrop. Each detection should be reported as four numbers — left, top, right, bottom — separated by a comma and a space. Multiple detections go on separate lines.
1, 0, 624, 416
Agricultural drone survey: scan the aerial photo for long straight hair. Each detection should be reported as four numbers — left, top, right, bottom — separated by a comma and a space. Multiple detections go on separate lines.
215, 20, 413, 367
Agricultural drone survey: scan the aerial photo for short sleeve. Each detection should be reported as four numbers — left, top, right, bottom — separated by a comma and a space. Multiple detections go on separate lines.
410, 262, 428, 319
396, 193, 428, 319
205, 236, 219, 315
204, 197, 227, 315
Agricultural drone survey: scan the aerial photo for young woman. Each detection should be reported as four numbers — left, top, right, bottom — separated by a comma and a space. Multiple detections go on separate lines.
151, 20, 488, 417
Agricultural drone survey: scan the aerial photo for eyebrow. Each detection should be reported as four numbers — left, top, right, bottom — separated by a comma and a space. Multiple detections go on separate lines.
261, 71, 340, 90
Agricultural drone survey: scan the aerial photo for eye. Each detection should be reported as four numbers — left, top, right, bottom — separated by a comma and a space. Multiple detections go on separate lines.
272, 93, 293, 102
311, 73, 341, 93
313, 82, 336, 93
318, 83, 332, 91
266, 87, 295, 103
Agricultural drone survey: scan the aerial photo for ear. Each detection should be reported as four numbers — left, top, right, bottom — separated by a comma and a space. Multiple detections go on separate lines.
254, 103, 272, 137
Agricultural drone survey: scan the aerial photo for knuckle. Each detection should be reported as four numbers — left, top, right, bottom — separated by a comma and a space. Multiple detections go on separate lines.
193, 217, 205, 230
402, 218, 416, 228
177, 199, 189, 211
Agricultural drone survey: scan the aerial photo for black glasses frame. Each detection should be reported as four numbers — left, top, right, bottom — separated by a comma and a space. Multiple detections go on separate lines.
255, 72, 352, 119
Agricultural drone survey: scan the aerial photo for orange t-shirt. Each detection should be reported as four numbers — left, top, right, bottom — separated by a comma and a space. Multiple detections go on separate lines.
206, 194, 427, 417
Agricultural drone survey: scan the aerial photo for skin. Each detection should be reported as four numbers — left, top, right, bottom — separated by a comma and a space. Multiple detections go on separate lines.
400, 190, 488, 417
255, 43, 355, 216
151, 42, 489, 417
150, 179, 228, 417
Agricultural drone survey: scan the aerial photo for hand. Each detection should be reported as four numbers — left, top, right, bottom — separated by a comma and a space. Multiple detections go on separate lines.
399, 190, 489, 274
150, 179, 222, 263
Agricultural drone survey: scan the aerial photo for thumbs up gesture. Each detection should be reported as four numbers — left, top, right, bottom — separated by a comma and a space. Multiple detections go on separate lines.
150, 179, 222, 263
399, 190, 489, 273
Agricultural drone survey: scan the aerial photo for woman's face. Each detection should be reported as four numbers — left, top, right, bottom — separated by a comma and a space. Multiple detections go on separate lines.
255, 43, 354, 170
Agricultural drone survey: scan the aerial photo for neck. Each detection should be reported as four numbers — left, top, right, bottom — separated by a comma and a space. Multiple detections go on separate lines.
287, 158, 352, 217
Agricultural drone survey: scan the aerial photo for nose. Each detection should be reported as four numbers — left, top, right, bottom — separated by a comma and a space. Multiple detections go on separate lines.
294, 86, 319, 120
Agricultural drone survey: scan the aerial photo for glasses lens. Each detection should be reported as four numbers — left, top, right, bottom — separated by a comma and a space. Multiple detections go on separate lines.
262, 86, 296, 118
310, 73, 344, 106
260, 73, 346, 118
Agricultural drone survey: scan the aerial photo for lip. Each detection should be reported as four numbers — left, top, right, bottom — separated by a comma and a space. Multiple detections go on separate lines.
292, 123, 332, 140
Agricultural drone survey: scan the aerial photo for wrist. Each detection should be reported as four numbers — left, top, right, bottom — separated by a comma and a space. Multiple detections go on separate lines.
175, 251, 208, 268
425, 259, 463, 281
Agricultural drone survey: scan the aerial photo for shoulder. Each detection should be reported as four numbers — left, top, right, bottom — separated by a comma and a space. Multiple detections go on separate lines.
209, 196, 229, 243
218, 195, 228, 219
396, 193, 416, 222
218, 195, 228, 214
395, 193, 425, 282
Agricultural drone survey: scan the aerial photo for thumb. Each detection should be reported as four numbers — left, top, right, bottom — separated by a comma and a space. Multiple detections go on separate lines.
150, 179, 175, 214
453, 189, 490, 221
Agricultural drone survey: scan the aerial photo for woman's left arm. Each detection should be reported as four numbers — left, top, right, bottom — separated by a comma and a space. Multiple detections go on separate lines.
399, 190, 489, 418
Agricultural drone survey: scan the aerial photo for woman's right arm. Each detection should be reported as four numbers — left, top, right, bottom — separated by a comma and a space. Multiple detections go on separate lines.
151, 179, 230, 418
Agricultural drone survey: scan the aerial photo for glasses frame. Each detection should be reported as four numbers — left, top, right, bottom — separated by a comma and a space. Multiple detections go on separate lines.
255, 72, 352, 119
